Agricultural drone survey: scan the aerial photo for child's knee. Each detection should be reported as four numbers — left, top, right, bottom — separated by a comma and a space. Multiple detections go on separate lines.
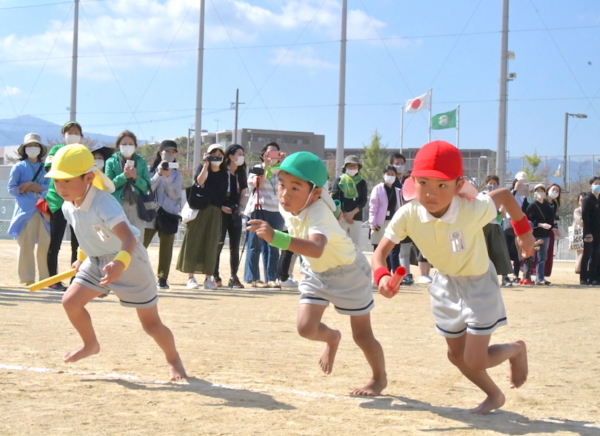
463, 353, 488, 371
447, 347, 465, 367
352, 328, 374, 346
297, 321, 317, 339
141, 319, 164, 336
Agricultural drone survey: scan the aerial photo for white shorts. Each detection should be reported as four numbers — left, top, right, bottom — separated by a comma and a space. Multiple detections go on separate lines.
73, 242, 158, 309
429, 261, 507, 338
298, 250, 374, 316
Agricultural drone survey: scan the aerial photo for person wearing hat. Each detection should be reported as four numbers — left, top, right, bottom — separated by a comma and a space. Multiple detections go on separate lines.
7, 133, 51, 285
44, 121, 84, 291
212, 144, 248, 289
372, 140, 535, 414
105, 130, 152, 237
331, 155, 368, 247
177, 144, 228, 290
141, 140, 183, 290
503, 172, 532, 284
45, 144, 187, 380
247, 151, 387, 397
524, 183, 555, 285
89, 142, 114, 172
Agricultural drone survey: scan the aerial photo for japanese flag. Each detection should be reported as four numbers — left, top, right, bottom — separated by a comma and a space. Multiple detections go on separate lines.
405, 91, 431, 113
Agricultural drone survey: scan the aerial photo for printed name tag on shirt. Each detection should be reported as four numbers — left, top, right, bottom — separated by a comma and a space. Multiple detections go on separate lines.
449, 230, 465, 253
92, 224, 112, 242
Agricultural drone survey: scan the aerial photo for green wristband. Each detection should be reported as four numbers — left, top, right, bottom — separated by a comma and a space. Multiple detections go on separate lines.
270, 230, 292, 250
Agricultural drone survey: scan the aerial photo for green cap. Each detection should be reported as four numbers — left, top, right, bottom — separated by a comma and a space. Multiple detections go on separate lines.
272, 151, 328, 188
61, 121, 83, 136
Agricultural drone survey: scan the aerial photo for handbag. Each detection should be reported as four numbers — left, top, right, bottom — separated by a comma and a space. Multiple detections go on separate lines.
181, 202, 199, 224
155, 207, 180, 235
137, 190, 158, 222
186, 183, 210, 210
568, 224, 584, 251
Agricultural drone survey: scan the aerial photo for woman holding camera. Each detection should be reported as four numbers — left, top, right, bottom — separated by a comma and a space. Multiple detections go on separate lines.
243, 142, 286, 288
105, 130, 151, 237
177, 144, 227, 290
213, 144, 248, 288
143, 140, 182, 290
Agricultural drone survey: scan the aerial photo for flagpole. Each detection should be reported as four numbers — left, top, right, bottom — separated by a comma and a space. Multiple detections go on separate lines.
335, 0, 348, 177
456, 105, 460, 148
428, 88, 432, 142
400, 105, 404, 153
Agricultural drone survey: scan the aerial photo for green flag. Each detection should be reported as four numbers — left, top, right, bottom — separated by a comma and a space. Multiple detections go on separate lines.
431, 109, 457, 130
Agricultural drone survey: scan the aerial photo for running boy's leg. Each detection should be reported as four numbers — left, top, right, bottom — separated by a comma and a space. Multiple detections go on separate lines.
136, 305, 187, 381
62, 284, 104, 362
349, 313, 387, 396
297, 304, 341, 375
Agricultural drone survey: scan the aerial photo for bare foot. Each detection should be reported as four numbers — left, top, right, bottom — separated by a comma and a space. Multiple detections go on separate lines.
509, 340, 528, 388
470, 391, 505, 415
319, 330, 341, 374
168, 355, 187, 381
63, 342, 100, 363
350, 375, 387, 396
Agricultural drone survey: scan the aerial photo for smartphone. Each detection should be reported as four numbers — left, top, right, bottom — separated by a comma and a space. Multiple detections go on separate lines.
126, 159, 135, 168
207, 155, 223, 163
266, 151, 281, 159
169, 162, 179, 169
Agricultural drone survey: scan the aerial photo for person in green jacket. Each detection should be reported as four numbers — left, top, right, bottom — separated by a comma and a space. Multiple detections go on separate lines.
44, 121, 84, 291
105, 130, 151, 237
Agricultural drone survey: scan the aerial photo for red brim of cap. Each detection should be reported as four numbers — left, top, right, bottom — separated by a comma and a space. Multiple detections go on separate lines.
403, 177, 478, 201
410, 169, 459, 180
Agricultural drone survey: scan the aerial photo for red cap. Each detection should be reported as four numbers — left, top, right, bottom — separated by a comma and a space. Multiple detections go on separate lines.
411, 140, 463, 180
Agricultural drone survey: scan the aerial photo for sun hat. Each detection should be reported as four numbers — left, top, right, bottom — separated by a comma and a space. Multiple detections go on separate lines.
411, 140, 463, 180
18, 133, 47, 160
533, 183, 546, 192
272, 151, 336, 212
342, 155, 362, 170
207, 144, 224, 154
515, 171, 528, 181
61, 121, 83, 136
45, 143, 115, 193
160, 140, 177, 151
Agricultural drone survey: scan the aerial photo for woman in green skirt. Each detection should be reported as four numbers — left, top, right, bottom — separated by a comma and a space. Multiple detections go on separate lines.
177, 144, 228, 290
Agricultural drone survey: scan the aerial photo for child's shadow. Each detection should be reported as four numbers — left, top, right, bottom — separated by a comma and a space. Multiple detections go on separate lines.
90, 376, 295, 411
360, 396, 599, 435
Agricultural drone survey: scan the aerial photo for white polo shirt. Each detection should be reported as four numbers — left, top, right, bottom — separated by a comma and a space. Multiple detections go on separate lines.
385, 194, 497, 277
281, 198, 356, 273
62, 186, 140, 257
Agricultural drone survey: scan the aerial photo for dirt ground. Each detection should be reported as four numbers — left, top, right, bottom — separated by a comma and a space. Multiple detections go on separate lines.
0, 239, 599, 436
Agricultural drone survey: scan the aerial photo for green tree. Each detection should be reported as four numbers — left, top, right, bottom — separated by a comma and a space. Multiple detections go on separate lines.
360, 130, 389, 190
522, 150, 550, 183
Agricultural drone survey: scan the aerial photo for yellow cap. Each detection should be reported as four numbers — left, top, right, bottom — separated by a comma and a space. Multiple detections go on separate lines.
45, 143, 115, 193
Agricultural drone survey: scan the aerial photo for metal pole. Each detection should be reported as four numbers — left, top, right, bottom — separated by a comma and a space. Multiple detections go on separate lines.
496, 0, 509, 186
563, 112, 568, 189
335, 0, 347, 177
400, 106, 404, 153
234, 88, 239, 144
193, 0, 205, 172
69, 0, 79, 122
187, 128, 193, 170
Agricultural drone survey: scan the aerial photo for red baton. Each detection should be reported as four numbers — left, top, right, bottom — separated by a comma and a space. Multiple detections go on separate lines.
386, 267, 406, 293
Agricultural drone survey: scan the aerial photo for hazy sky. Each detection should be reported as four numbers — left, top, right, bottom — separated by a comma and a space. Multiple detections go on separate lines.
0, 0, 598, 158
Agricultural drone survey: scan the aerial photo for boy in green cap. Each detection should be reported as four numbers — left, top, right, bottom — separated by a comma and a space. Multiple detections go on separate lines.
247, 151, 386, 396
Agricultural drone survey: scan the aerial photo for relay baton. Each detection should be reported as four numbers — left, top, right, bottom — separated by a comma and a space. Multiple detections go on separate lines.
386, 267, 406, 294
28, 269, 76, 292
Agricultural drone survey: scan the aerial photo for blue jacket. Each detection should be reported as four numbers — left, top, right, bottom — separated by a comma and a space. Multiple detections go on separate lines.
7, 160, 50, 237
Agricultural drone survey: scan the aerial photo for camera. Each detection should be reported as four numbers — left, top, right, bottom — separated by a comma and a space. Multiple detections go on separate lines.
249, 166, 265, 176
169, 162, 179, 169
161, 162, 169, 170
266, 151, 281, 159
207, 155, 223, 163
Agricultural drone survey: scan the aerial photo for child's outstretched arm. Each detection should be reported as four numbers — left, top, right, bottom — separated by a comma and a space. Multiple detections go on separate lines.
488, 188, 535, 257
247, 219, 326, 258
372, 237, 397, 298
100, 221, 137, 286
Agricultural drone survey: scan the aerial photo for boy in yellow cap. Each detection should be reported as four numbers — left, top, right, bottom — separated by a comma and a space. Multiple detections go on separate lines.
45, 144, 186, 381
247, 151, 387, 397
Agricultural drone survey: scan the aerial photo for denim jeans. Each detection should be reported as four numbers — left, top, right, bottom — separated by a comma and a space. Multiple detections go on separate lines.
244, 210, 284, 283
535, 236, 550, 283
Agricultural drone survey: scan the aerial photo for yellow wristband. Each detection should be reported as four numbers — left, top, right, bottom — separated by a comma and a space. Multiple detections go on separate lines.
77, 247, 87, 262
113, 250, 132, 270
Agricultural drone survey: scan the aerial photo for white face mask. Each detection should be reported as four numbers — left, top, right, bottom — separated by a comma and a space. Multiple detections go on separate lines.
346, 169, 358, 177
548, 190, 559, 199
394, 164, 405, 175
383, 175, 396, 185
535, 191, 546, 201
25, 146, 40, 158
120, 145, 135, 158
94, 159, 105, 170
162, 152, 176, 162
234, 156, 245, 166
210, 159, 223, 168
65, 134, 81, 145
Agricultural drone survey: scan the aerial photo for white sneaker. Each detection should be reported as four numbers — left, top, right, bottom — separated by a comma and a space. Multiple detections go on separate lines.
203, 278, 217, 290
186, 277, 199, 289
417, 275, 433, 284
278, 279, 298, 288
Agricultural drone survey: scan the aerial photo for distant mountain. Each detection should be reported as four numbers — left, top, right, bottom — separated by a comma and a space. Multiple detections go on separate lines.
0, 115, 116, 147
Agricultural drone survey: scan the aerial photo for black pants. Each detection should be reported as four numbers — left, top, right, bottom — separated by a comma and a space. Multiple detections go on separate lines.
277, 248, 294, 281
47, 208, 79, 277
214, 212, 243, 280
580, 236, 600, 283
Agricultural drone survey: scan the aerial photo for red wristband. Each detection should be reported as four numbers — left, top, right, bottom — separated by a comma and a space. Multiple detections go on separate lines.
374, 266, 391, 286
511, 216, 532, 236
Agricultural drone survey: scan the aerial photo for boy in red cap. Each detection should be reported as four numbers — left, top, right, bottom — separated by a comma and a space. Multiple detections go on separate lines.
372, 141, 535, 414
